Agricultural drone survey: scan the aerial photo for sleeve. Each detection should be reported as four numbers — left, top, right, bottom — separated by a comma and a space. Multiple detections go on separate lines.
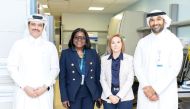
100, 56, 112, 98
134, 40, 150, 88
44, 45, 60, 87
117, 56, 134, 98
7, 42, 26, 88
94, 50, 102, 98
152, 40, 183, 94
59, 50, 69, 102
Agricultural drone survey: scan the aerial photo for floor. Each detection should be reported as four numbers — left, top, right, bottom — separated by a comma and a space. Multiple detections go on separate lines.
54, 80, 137, 109
54, 80, 190, 109
179, 98, 190, 109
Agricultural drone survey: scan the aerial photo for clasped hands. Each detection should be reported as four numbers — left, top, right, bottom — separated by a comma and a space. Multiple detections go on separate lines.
143, 86, 159, 101
109, 95, 120, 104
23, 85, 48, 98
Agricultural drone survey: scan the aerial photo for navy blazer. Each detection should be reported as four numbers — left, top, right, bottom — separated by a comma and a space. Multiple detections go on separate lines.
59, 48, 102, 102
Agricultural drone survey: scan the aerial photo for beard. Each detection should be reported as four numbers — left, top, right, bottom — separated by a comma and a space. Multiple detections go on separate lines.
151, 24, 164, 34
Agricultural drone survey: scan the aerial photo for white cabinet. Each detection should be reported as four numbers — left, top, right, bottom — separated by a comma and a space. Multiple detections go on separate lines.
108, 11, 145, 55
0, 58, 15, 109
120, 11, 145, 55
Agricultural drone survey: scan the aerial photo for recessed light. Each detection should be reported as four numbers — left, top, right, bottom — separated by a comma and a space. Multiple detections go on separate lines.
88, 7, 104, 11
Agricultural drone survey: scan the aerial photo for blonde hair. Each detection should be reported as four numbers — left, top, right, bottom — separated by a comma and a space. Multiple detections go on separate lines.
108, 34, 125, 53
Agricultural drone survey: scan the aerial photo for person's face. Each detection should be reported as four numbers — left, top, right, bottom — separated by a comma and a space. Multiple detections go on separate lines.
111, 37, 122, 53
73, 31, 86, 49
149, 16, 165, 34
28, 21, 44, 39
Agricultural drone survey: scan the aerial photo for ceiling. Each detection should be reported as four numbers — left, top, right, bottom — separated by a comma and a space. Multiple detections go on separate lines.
38, 0, 139, 16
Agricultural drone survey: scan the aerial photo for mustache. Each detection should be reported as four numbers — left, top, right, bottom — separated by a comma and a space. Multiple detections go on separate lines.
32, 29, 40, 32
152, 24, 161, 27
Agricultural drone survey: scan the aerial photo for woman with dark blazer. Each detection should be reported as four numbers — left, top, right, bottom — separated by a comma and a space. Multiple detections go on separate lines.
59, 28, 102, 109
100, 34, 134, 109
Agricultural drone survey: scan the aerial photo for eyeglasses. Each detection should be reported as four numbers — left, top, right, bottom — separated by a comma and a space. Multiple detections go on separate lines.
74, 36, 86, 41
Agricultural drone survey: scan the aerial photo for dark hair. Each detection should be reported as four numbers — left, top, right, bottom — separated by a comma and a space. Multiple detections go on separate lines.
68, 28, 91, 49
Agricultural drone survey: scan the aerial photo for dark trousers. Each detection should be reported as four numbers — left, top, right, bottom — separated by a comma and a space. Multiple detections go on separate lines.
103, 100, 133, 109
69, 85, 95, 109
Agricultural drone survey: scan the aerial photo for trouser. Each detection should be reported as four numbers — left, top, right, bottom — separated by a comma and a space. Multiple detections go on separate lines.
69, 95, 94, 109
69, 85, 95, 109
103, 100, 133, 109
103, 84, 133, 109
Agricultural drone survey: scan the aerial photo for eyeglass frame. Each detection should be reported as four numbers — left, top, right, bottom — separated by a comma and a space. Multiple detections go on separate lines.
73, 36, 86, 41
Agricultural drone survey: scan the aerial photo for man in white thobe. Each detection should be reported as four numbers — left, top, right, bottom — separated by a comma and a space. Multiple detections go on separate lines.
7, 14, 59, 109
134, 10, 183, 109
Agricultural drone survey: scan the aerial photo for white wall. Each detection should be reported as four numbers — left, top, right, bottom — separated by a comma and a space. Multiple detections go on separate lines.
0, 0, 29, 58
0, 0, 30, 109
62, 13, 113, 31
108, 11, 145, 55
126, 0, 171, 14
120, 11, 145, 55
108, 12, 123, 36
61, 13, 113, 46
126, 0, 190, 38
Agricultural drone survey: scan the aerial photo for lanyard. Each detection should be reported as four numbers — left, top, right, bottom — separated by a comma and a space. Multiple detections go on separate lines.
79, 50, 85, 74
80, 50, 85, 85
80, 58, 84, 71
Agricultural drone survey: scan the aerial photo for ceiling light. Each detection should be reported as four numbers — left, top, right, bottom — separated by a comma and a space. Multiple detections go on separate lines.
44, 13, 51, 15
42, 4, 48, 8
88, 7, 104, 11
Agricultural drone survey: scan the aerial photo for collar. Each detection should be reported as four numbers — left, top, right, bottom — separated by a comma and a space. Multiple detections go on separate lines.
27, 35, 43, 44
71, 47, 77, 52
108, 52, 123, 60
71, 47, 85, 52
151, 29, 167, 37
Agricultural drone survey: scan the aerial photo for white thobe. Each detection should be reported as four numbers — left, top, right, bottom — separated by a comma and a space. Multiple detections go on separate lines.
134, 29, 183, 109
7, 36, 59, 109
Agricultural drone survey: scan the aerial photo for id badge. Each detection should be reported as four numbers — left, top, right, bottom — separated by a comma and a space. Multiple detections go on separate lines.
157, 50, 163, 67
81, 75, 85, 85
157, 59, 163, 67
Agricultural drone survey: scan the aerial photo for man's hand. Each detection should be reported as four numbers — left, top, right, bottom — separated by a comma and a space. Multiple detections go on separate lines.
34, 86, 47, 97
143, 86, 159, 101
23, 86, 37, 98
109, 95, 120, 104
62, 101, 70, 109
149, 93, 159, 101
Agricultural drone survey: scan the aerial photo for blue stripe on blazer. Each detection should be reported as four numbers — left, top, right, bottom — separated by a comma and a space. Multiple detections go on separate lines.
59, 48, 102, 102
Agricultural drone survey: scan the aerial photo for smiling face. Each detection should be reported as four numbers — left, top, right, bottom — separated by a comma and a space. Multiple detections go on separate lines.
110, 36, 123, 53
28, 21, 44, 39
149, 16, 165, 34
73, 31, 86, 49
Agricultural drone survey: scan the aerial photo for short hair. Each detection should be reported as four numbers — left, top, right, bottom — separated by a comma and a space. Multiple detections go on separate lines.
108, 34, 125, 53
68, 28, 91, 49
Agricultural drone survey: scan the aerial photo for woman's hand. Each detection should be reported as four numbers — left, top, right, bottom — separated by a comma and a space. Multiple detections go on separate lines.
109, 95, 120, 104
96, 98, 103, 108
62, 101, 70, 109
